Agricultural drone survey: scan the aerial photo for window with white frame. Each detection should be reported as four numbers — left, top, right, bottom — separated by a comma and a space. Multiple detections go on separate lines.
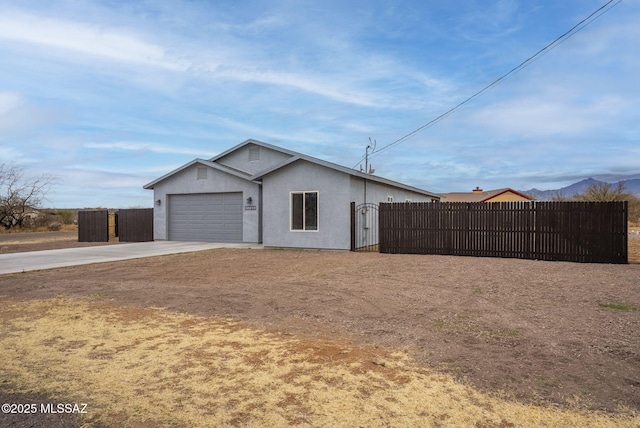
290, 191, 318, 231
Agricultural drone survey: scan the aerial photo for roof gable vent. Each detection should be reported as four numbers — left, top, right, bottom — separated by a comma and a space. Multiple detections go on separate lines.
197, 166, 208, 180
249, 146, 261, 161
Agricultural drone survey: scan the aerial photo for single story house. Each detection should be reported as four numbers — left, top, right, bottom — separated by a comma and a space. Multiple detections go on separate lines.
439, 187, 535, 203
143, 139, 440, 249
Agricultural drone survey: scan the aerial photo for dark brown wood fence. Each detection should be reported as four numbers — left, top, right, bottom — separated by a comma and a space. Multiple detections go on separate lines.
78, 210, 109, 242
117, 208, 154, 242
379, 201, 628, 264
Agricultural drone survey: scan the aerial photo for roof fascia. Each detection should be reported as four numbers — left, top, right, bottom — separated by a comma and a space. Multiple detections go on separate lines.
439, 193, 484, 202
250, 155, 302, 179
252, 154, 440, 199
481, 188, 535, 202
209, 139, 299, 162
142, 158, 252, 189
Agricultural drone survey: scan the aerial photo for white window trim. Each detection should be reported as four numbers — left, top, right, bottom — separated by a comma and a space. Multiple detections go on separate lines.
289, 191, 319, 232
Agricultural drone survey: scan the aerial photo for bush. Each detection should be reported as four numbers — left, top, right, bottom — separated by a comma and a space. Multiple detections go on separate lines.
572, 182, 640, 226
57, 209, 74, 225
47, 222, 62, 231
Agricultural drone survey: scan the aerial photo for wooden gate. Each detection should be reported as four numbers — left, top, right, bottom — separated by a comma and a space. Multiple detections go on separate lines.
78, 210, 109, 242
117, 208, 154, 242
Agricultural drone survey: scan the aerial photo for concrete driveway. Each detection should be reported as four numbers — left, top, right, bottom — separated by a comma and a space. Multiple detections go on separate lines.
0, 241, 263, 275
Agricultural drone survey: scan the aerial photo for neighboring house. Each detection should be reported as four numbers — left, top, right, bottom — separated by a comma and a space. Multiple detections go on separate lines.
143, 139, 440, 249
439, 187, 535, 203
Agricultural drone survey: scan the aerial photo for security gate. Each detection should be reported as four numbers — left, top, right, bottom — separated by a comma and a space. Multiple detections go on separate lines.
350, 202, 379, 252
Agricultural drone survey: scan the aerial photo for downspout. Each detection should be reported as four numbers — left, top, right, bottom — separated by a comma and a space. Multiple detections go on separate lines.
364, 177, 367, 205
258, 182, 263, 243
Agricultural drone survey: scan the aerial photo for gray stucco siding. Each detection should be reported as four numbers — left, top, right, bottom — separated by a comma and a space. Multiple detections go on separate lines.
151, 164, 260, 242
262, 160, 352, 250
349, 177, 436, 205
215, 143, 293, 175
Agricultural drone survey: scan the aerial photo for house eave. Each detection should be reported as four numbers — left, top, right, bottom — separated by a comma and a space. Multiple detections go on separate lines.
144, 138, 440, 199
252, 154, 440, 200
209, 138, 299, 163
143, 158, 253, 189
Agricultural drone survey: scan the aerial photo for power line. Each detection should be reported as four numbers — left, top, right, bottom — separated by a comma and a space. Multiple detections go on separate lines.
357, 0, 621, 164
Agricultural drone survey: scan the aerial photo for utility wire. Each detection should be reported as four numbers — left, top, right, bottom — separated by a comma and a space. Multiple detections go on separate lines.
353, 0, 621, 167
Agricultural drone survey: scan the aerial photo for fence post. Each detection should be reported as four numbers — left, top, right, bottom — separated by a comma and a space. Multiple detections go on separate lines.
350, 202, 356, 251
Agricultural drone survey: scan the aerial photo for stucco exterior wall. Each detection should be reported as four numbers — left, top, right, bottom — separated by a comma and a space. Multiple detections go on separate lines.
151, 163, 261, 242
262, 160, 352, 250
261, 162, 437, 250
486, 191, 531, 202
215, 143, 293, 175
349, 177, 437, 205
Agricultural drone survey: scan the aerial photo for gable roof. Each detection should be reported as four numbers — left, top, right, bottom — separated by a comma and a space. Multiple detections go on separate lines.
240, 140, 439, 198
144, 138, 440, 199
209, 138, 298, 162
439, 188, 534, 202
143, 158, 253, 189
251, 153, 440, 198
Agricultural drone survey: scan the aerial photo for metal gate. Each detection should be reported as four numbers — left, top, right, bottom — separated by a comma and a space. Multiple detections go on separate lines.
350, 202, 379, 252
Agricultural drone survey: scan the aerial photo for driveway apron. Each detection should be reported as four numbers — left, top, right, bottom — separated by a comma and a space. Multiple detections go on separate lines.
0, 241, 262, 275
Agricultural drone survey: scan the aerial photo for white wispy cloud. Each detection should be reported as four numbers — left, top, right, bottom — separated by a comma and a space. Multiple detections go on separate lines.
0, 10, 185, 71
0, 91, 23, 116
0, 91, 63, 134
84, 142, 204, 156
1, 0, 638, 207
468, 91, 626, 137
0, 7, 446, 110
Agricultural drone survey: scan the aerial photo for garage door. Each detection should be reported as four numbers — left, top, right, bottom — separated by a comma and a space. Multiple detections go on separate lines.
168, 193, 243, 242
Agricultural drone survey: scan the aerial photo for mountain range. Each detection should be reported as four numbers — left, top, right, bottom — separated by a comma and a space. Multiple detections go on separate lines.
522, 178, 640, 201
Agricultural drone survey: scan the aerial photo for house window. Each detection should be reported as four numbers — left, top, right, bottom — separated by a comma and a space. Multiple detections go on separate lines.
291, 191, 318, 231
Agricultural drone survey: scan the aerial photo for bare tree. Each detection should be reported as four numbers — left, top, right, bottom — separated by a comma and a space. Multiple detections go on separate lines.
573, 182, 629, 202
0, 163, 55, 229
549, 191, 571, 202
573, 181, 640, 224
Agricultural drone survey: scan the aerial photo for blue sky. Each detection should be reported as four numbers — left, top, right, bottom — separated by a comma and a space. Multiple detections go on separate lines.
0, 0, 638, 208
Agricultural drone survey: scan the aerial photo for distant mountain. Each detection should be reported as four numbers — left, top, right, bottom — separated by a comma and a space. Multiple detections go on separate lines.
523, 178, 640, 201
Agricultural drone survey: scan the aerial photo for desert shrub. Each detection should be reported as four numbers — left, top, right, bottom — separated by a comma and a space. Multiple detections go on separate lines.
47, 222, 62, 231
57, 209, 74, 225
32, 213, 50, 228
572, 182, 640, 226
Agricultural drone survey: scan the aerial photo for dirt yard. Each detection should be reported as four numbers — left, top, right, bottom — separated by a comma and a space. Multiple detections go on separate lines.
1, 231, 639, 425
0, 229, 119, 253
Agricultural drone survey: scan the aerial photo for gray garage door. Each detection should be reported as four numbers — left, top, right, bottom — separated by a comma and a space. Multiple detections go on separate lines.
168, 193, 243, 242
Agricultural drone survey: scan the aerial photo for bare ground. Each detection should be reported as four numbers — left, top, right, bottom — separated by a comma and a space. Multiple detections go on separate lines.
0, 230, 120, 253
1, 239, 639, 417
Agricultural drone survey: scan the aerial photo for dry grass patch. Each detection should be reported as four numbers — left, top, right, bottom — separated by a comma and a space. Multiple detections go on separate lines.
629, 236, 640, 264
0, 236, 77, 245
0, 297, 637, 427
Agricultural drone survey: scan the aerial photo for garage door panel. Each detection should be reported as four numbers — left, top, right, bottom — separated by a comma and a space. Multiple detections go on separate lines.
168, 193, 243, 242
